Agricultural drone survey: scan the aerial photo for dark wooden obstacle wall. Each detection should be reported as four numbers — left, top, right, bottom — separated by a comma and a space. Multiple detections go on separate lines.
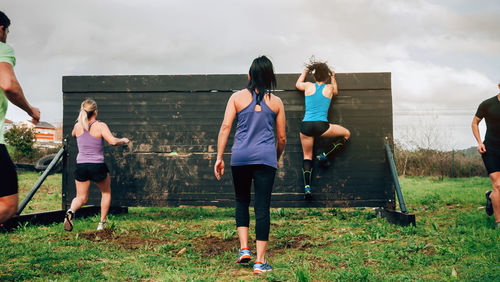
62, 73, 394, 208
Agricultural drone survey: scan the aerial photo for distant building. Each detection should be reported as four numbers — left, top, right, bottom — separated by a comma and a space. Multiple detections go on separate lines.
4, 118, 14, 131
21, 120, 56, 143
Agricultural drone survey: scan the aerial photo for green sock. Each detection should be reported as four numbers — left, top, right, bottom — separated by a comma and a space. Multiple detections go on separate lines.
324, 137, 349, 157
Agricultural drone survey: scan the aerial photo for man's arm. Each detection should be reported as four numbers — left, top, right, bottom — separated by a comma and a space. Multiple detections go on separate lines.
472, 116, 486, 154
0, 62, 40, 123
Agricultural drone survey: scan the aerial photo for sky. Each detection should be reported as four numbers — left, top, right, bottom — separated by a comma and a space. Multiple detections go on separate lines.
2, 0, 499, 149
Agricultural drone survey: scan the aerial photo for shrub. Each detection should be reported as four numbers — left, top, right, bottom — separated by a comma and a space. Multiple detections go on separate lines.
394, 141, 486, 177
4, 124, 37, 161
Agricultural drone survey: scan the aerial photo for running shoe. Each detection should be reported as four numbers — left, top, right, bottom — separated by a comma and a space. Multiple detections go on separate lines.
253, 260, 272, 274
316, 152, 330, 167
235, 248, 251, 263
97, 222, 106, 231
63, 210, 74, 231
304, 185, 312, 200
486, 191, 493, 216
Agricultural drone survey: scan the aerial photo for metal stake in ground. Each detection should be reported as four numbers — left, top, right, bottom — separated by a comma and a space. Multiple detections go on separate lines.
17, 148, 65, 215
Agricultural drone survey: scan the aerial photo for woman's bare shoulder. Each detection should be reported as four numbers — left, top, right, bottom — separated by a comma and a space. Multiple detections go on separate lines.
232, 89, 251, 98
268, 93, 284, 111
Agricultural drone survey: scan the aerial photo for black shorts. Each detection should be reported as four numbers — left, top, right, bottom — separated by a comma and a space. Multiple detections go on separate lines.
300, 121, 330, 137
482, 142, 500, 174
74, 163, 109, 182
0, 144, 18, 197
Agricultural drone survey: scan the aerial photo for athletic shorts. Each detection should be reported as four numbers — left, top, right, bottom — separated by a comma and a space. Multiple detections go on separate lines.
74, 163, 109, 182
300, 121, 330, 137
482, 142, 500, 174
0, 144, 18, 197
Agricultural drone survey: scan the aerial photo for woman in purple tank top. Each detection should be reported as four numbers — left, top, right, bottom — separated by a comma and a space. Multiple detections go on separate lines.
215, 56, 286, 274
63, 99, 129, 232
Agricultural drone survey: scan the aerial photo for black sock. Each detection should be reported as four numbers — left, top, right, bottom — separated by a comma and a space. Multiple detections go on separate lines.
324, 137, 349, 157
302, 159, 313, 187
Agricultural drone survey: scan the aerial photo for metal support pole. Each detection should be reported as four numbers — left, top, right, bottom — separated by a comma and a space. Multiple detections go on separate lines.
17, 148, 65, 215
385, 143, 407, 213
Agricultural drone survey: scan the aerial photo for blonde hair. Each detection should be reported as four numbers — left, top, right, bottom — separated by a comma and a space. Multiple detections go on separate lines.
77, 99, 97, 131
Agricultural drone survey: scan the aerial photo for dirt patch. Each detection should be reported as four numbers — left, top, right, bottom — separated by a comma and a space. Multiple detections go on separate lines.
75, 228, 171, 250
272, 234, 314, 250
308, 256, 336, 269
192, 235, 240, 256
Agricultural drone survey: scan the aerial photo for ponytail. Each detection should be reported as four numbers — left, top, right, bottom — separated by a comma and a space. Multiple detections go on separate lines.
77, 99, 97, 131
247, 56, 277, 105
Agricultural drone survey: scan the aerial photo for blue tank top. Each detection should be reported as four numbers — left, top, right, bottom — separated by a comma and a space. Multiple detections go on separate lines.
231, 91, 278, 168
302, 83, 332, 122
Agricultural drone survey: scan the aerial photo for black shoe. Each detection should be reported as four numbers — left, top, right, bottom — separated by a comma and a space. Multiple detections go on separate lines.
316, 153, 331, 168
486, 191, 493, 216
64, 211, 74, 231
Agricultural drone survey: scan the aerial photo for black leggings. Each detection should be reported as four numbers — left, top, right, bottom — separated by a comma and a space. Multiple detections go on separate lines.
231, 165, 276, 241
0, 144, 18, 197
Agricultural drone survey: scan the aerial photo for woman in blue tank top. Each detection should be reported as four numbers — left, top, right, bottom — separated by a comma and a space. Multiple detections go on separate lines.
215, 56, 286, 274
296, 58, 350, 199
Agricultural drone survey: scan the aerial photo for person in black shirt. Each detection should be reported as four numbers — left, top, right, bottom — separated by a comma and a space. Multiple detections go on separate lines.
472, 83, 500, 229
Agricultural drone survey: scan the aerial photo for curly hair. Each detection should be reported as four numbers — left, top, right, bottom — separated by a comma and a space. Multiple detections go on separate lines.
305, 57, 332, 83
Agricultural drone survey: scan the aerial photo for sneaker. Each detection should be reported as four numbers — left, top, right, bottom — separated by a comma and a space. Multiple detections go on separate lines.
486, 191, 493, 216
63, 211, 74, 231
316, 152, 330, 168
496, 222, 500, 229
304, 185, 312, 200
235, 248, 251, 263
254, 260, 272, 274
97, 222, 106, 231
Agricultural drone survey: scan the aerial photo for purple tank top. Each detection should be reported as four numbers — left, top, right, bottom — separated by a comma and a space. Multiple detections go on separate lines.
231, 92, 278, 168
76, 120, 104, 163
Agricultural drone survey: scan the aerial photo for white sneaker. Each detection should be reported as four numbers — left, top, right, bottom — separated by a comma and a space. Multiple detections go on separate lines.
97, 222, 106, 231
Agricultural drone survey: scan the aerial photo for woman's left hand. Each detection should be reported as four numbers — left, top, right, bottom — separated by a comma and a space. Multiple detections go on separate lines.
214, 159, 225, 180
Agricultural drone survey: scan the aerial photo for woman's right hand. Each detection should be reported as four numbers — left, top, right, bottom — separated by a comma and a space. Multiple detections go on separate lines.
478, 143, 486, 154
214, 159, 225, 180
121, 138, 130, 144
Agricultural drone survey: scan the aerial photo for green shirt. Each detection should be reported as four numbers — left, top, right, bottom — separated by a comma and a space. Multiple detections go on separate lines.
0, 42, 16, 144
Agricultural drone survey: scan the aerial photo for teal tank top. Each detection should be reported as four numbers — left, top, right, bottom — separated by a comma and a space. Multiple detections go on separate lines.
302, 83, 332, 122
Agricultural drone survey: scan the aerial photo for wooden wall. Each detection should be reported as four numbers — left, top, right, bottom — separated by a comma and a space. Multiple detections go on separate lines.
62, 73, 394, 208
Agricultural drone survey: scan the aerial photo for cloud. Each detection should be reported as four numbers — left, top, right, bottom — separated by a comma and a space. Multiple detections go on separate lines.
2, 0, 499, 149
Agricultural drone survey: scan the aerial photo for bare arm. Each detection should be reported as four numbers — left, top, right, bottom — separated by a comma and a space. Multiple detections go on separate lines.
99, 122, 129, 146
295, 69, 309, 91
0, 62, 40, 123
72, 124, 77, 137
330, 70, 338, 96
275, 98, 287, 167
472, 116, 486, 154
214, 94, 237, 180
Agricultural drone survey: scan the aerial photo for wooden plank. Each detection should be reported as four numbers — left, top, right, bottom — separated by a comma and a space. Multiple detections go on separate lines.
63, 73, 390, 92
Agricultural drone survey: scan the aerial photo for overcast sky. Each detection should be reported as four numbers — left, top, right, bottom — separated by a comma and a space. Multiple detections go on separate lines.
2, 0, 499, 149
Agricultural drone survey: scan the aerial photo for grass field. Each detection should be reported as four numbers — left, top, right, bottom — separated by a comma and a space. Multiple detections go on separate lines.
1, 174, 499, 281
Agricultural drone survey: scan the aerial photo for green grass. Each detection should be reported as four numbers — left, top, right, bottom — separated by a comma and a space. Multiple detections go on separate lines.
1, 175, 499, 280
17, 170, 62, 213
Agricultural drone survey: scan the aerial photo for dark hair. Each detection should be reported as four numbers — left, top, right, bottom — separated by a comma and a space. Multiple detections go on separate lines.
247, 56, 277, 105
0, 11, 10, 31
306, 57, 332, 83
